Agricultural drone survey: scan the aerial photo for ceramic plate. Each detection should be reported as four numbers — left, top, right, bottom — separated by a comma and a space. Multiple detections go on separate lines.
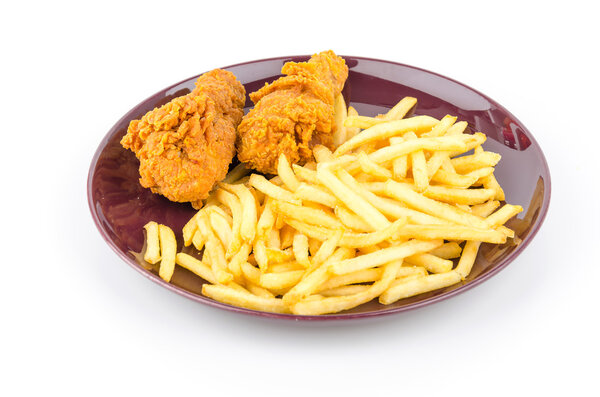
88, 55, 551, 320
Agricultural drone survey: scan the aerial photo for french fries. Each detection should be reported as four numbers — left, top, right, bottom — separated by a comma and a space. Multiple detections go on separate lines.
139, 96, 521, 315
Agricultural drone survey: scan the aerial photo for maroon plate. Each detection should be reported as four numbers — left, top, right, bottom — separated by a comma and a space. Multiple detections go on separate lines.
88, 55, 551, 320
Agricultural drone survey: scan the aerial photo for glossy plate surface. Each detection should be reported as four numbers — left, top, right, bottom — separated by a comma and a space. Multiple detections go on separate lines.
88, 55, 551, 320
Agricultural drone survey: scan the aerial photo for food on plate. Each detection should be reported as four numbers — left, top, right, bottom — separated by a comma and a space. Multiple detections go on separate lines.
142, 93, 522, 315
121, 69, 245, 209
236, 50, 349, 174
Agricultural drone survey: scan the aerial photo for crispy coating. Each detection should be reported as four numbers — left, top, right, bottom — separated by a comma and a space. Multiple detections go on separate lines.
121, 69, 245, 209
237, 50, 348, 174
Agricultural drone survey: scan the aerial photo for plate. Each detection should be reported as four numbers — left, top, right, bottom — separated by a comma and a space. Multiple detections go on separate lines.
88, 55, 551, 320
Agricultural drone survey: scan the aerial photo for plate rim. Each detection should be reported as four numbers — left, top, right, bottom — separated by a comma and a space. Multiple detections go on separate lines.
87, 54, 552, 321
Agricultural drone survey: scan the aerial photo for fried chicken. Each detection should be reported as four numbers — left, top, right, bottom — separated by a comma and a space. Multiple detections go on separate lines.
237, 50, 348, 174
121, 69, 245, 209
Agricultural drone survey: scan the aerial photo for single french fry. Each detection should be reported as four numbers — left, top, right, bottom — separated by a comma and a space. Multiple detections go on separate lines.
470, 200, 501, 218
445, 121, 468, 136
182, 212, 200, 247
379, 271, 462, 304
277, 154, 300, 191
319, 285, 371, 297
410, 147, 428, 193
271, 200, 344, 229
222, 163, 250, 184
331, 239, 443, 276
345, 106, 361, 139
284, 217, 406, 248
430, 168, 479, 188
465, 167, 496, 184
451, 152, 501, 174
245, 282, 276, 298
292, 164, 319, 184
393, 154, 409, 180
209, 210, 232, 250
396, 266, 429, 278
485, 204, 524, 228
480, 173, 506, 201
421, 115, 457, 137
202, 284, 290, 314
404, 253, 453, 274
382, 97, 417, 120
426, 151, 450, 178
395, 224, 506, 244
334, 115, 439, 156
143, 221, 161, 264
240, 261, 261, 285
175, 253, 217, 284
292, 232, 311, 268
429, 242, 463, 259
350, 135, 473, 173
308, 229, 343, 272
454, 240, 481, 279
344, 115, 387, 129
423, 186, 496, 205
269, 261, 304, 273
256, 198, 276, 240
448, 132, 487, 157
333, 94, 348, 147
318, 268, 383, 291
294, 183, 338, 208
249, 174, 300, 204
158, 224, 177, 282
253, 239, 268, 273
192, 230, 206, 251
260, 270, 305, 290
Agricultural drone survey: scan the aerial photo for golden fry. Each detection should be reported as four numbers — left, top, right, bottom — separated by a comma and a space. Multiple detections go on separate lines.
381, 97, 417, 120
334, 115, 439, 155
202, 284, 290, 314
379, 271, 462, 304
176, 253, 217, 284
333, 94, 348, 147
158, 224, 177, 282
330, 239, 443, 275
143, 221, 161, 264
292, 232, 311, 268
277, 154, 300, 191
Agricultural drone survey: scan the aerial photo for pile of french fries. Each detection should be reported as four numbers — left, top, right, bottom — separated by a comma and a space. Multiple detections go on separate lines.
142, 96, 522, 315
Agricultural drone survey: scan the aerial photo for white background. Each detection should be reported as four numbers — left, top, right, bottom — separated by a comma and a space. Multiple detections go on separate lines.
3, 1, 599, 395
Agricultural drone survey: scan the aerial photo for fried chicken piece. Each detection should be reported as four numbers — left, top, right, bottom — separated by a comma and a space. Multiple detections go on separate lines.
237, 50, 348, 174
121, 69, 245, 209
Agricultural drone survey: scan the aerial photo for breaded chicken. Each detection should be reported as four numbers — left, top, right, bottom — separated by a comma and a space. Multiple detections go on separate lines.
121, 69, 245, 209
237, 50, 348, 174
